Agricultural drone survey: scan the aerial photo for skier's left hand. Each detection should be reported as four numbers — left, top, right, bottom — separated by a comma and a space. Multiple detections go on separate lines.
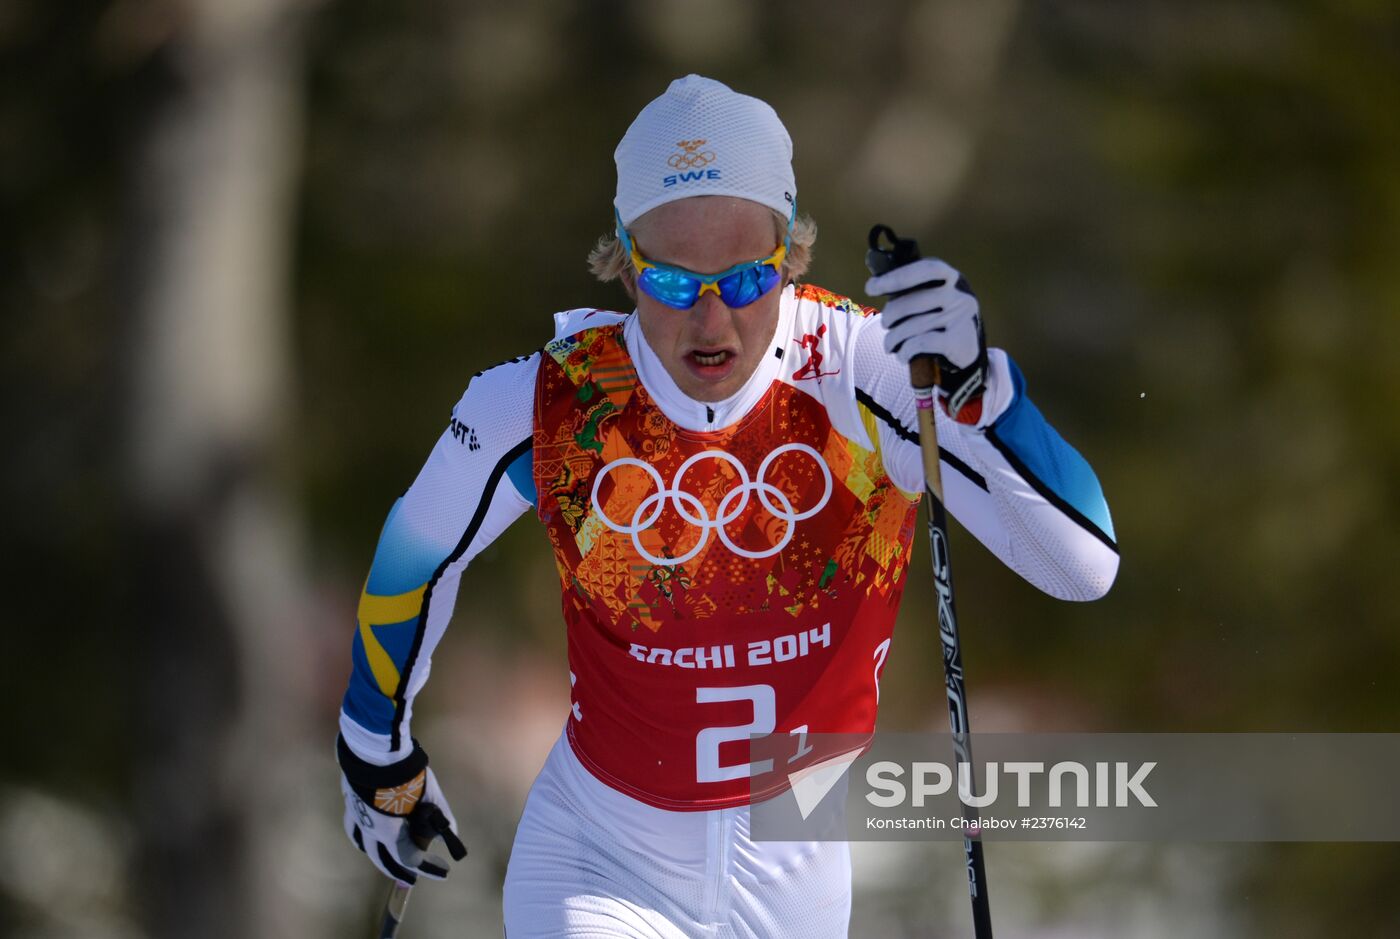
865, 258, 988, 421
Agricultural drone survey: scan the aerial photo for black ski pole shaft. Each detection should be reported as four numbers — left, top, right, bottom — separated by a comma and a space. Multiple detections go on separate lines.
866, 225, 994, 939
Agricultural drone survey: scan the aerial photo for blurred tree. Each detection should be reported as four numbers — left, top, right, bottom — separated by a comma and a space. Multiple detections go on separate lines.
117, 0, 320, 935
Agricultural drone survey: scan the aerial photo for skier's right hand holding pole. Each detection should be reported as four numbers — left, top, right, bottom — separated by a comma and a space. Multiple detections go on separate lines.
337, 734, 468, 886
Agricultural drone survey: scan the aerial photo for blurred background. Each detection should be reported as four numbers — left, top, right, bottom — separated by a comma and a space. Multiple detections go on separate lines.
4, 0, 1398, 936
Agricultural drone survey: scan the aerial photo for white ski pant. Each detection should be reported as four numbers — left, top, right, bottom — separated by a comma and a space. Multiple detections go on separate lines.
503, 732, 852, 938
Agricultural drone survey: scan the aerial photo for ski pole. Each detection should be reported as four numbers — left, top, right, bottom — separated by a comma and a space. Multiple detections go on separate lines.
866, 225, 994, 939
377, 802, 456, 939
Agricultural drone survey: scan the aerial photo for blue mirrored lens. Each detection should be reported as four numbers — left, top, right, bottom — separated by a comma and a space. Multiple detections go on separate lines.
637, 268, 701, 310
717, 264, 781, 308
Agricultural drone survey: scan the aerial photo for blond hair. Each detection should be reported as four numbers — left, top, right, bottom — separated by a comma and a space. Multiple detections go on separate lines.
588, 209, 817, 301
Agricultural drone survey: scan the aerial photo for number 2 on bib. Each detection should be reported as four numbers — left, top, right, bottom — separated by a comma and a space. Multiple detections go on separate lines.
695, 685, 776, 783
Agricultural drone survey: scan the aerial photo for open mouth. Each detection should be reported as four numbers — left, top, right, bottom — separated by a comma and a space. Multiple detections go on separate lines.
691, 350, 732, 367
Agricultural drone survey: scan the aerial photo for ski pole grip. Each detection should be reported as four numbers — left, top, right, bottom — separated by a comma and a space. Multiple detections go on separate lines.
407, 801, 468, 860
865, 224, 940, 392
909, 356, 939, 393
407, 801, 439, 851
865, 224, 921, 276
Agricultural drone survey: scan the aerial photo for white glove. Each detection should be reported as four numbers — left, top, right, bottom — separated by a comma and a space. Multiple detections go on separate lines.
864, 257, 988, 417
338, 736, 467, 884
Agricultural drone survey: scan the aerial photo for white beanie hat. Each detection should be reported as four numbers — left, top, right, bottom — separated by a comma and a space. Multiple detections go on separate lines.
613, 75, 796, 227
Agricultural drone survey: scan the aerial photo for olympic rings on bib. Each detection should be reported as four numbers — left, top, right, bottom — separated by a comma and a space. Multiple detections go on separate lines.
590, 445, 833, 567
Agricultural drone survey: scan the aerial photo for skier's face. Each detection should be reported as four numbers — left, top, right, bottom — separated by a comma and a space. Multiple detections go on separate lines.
630, 197, 785, 403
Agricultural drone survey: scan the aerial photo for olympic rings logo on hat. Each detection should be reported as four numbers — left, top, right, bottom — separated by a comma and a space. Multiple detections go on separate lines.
667, 139, 716, 170
590, 444, 832, 567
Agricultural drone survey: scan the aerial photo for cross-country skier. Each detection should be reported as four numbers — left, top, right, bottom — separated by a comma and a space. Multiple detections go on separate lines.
337, 74, 1119, 937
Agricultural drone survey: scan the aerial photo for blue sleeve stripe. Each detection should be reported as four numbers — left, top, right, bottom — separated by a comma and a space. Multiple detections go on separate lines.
343, 633, 397, 730
365, 508, 457, 597
507, 445, 537, 506
986, 357, 1117, 551
389, 436, 534, 750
